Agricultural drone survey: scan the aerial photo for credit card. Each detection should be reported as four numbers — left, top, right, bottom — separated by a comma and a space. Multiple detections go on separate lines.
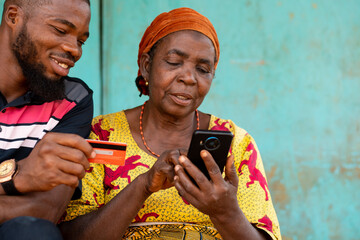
87, 139, 127, 166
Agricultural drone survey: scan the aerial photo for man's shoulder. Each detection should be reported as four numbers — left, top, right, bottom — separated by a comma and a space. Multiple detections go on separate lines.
63, 76, 93, 103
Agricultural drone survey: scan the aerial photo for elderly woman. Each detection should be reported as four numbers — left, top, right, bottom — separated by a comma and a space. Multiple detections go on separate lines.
60, 7, 281, 240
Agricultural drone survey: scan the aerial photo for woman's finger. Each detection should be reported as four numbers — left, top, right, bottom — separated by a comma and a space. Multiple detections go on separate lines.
173, 174, 200, 207
174, 161, 204, 197
200, 150, 224, 185
178, 155, 211, 191
224, 155, 238, 187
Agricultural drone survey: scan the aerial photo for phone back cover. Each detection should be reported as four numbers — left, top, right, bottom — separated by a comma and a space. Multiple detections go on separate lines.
187, 130, 233, 180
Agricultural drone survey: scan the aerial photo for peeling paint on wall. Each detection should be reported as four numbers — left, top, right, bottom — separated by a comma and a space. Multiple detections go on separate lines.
2, 0, 359, 239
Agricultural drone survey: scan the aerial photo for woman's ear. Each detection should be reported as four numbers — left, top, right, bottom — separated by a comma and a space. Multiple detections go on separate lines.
139, 53, 151, 81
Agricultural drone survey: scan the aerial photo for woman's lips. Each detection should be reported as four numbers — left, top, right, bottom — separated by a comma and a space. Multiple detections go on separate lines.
170, 93, 193, 106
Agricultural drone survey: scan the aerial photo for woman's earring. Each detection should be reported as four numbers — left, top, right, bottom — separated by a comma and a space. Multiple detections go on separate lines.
144, 77, 149, 86
136, 76, 149, 97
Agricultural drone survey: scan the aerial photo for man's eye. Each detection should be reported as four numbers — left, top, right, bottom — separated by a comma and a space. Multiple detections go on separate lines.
54, 27, 66, 34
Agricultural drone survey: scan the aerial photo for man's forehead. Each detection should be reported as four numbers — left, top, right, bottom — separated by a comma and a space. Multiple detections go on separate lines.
5, 0, 52, 9
31, 0, 91, 22
24, 0, 91, 36
5, 0, 89, 7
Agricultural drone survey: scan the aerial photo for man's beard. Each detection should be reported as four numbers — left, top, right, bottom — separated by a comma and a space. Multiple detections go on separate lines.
12, 25, 65, 101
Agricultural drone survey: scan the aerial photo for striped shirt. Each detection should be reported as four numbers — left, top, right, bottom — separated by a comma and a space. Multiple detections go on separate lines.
0, 76, 93, 162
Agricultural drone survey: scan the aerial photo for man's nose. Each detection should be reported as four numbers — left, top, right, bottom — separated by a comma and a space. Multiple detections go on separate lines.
61, 38, 82, 62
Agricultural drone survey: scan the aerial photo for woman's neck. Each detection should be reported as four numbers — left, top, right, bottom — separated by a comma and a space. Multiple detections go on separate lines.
141, 103, 197, 155
125, 102, 209, 158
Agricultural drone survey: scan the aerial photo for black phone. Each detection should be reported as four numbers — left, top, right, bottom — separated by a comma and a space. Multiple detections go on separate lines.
187, 130, 234, 180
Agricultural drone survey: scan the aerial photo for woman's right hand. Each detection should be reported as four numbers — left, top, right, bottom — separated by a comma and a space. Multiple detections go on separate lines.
143, 149, 184, 194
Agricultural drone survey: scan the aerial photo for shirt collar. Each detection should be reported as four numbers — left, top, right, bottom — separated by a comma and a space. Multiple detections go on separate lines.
0, 91, 36, 110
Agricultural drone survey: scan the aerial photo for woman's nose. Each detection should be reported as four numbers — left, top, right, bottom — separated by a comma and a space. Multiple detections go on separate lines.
179, 66, 196, 85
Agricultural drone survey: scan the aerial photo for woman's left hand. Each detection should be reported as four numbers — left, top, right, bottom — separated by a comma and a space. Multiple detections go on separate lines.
174, 150, 240, 218
144, 149, 186, 194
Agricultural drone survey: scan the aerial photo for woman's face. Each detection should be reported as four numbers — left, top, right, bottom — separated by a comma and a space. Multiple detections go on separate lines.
144, 30, 216, 118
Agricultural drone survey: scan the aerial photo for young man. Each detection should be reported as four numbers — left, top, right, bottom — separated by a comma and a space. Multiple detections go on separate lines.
0, 0, 95, 239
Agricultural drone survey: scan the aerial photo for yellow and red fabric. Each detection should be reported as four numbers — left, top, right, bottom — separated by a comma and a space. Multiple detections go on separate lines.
63, 111, 281, 240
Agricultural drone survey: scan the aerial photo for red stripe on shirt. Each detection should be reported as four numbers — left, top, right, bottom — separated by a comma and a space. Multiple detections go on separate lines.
0, 99, 76, 125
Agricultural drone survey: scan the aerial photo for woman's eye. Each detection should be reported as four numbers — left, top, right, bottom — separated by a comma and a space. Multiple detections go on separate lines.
197, 67, 210, 74
166, 61, 180, 66
78, 40, 86, 46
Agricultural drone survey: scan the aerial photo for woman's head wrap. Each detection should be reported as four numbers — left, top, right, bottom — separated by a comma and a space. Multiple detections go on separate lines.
135, 7, 220, 96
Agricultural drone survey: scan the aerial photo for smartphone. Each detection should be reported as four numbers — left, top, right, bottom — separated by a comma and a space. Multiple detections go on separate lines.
87, 139, 127, 166
187, 130, 234, 180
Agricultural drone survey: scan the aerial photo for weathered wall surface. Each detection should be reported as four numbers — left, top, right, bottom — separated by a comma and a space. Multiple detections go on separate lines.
100, 2, 360, 238
2, 0, 359, 239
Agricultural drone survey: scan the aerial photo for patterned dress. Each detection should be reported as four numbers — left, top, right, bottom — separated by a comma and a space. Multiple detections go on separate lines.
64, 111, 281, 240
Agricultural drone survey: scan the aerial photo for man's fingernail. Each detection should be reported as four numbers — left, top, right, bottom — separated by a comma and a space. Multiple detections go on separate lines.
91, 151, 96, 158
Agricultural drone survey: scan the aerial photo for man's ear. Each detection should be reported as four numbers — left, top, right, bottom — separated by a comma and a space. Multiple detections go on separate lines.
4, 5, 24, 29
139, 53, 151, 81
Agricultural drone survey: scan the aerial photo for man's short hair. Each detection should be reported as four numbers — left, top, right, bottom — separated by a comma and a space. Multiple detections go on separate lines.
2, 0, 90, 19
3, 0, 90, 12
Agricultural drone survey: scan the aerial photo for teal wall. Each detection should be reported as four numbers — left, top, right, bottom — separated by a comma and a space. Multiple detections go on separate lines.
2, 0, 360, 239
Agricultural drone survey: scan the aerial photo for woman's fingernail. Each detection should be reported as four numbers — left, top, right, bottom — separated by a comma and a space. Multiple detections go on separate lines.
200, 150, 207, 157
179, 155, 185, 163
174, 165, 180, 171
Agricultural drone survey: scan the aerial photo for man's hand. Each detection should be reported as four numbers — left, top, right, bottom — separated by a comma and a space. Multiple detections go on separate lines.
13, 132, 95, 193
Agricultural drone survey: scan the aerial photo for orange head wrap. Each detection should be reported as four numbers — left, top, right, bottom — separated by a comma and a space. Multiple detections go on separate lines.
135, 7, 220, 96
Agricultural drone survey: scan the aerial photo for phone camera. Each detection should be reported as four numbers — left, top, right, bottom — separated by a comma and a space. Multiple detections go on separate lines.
204, 137, 220, 151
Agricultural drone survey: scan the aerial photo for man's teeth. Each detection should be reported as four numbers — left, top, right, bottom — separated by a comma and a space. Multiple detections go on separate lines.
177, 95, 188, 100
53, 59, 69, 69
59, 63, 69, 69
